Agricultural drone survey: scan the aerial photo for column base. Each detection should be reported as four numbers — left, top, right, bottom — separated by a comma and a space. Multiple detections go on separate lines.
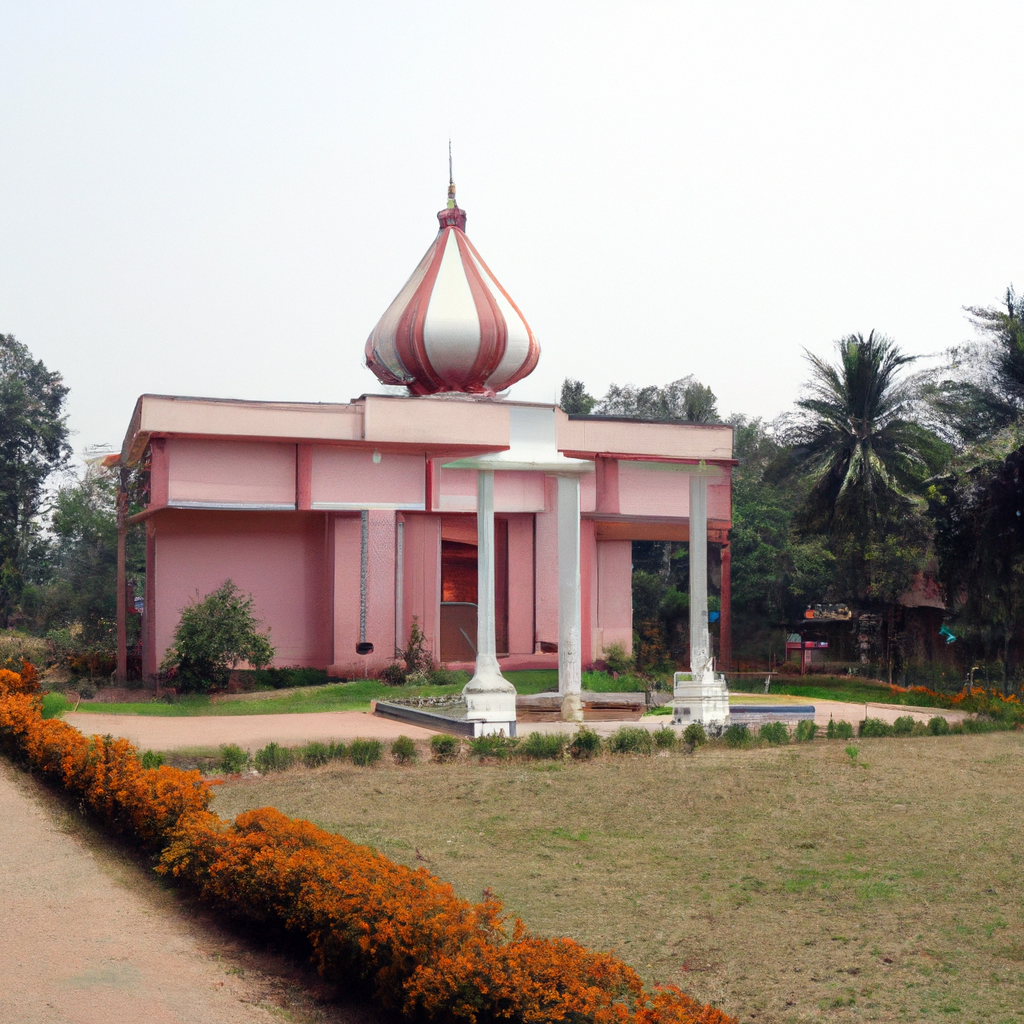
671, 670, 731, 733
464, 657, 517, 737
560, 692, 583, 722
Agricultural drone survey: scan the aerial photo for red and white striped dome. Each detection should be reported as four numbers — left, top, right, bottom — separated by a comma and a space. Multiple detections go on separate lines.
365, 184, 540, 395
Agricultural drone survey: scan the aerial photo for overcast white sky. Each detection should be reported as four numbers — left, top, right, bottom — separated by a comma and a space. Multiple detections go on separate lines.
2, 1, 1022, 459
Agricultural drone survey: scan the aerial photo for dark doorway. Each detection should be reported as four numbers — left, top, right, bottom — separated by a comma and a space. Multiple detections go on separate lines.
439, 520, 509, 661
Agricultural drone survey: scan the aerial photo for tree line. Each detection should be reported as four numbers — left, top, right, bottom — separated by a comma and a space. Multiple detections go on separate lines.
561, 287, 1024, 692
2, 284, 1022, 689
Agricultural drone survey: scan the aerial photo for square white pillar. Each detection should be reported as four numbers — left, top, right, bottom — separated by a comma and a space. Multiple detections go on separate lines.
463, 469, 517, 736
672, 469, 730, 731
557, 473, 583, 721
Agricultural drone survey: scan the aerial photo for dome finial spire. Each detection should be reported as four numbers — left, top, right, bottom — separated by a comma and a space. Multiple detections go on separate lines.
447, 139, 456, 209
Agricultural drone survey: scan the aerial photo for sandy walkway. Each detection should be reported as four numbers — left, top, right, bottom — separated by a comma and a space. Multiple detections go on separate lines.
65, 709, 439, 752
65, 696, 968, 751
0, 759, 378, 1024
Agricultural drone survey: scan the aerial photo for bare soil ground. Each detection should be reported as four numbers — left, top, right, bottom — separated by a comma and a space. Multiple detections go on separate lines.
213, 732, 1024, 1024
63, 697, 966, 753
0, 758, 381, 1024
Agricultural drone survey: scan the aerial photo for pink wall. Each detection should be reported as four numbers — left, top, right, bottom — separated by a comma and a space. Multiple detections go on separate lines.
617, 462, 731, 521
331, 515, 361, 673
402, 514, 442, 663
166, 439, 296, 507
438, 468, 546, 513
328, 511, 399, 676
507, 514, 535, 655
312, 447, 425, 509
533, 477, 559, 649
596, 540, 633, 657
581, 518, 596, 667
150, 510, 329, 674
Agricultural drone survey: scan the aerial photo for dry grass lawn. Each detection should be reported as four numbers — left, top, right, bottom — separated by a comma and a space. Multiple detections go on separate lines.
212, 732, 1024, 1023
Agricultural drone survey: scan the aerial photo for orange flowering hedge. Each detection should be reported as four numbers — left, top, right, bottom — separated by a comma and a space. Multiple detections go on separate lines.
0, 665, 735, 1024
886, 682, 1024, 723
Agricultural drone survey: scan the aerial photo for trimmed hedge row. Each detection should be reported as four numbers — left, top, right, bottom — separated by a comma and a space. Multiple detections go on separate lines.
0, 664, 734, 1024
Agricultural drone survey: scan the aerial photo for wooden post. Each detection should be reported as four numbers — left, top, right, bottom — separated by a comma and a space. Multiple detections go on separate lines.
115, 468, 128, 683
720, 540, 732, 671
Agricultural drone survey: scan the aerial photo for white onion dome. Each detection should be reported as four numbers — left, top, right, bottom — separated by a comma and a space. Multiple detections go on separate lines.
365, 182, 540, 395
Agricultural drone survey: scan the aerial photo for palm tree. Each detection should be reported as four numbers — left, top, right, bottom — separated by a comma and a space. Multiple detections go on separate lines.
785, 331, 947, 538
780, 332, 948, 681
925, 287, 1024, 445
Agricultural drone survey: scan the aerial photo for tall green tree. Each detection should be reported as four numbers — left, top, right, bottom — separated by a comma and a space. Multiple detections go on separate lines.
923, 287, 1024, 446
925, 287, 1024, 690
0, 335, 71, 625
559, 378, 597, 415
28, 464, 146, 637
781, 332, 947, 541
776, 333, 948, 679
595, 375, 720, 423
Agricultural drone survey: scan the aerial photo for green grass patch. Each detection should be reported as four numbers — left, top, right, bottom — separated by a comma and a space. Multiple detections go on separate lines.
728, 675, 931, 706
41, 691, 72, 719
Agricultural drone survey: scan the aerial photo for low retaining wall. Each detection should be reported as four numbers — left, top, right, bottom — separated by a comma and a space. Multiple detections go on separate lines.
728, 705, 816, 730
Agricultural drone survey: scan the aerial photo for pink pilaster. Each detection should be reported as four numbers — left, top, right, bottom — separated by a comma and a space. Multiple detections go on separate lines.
149, 438, 168, 508
580, 518, 596, 669
595, 457, 620, 514
507, 514, 535, 655
296, 444, 312, 510
401, 515, 442, 661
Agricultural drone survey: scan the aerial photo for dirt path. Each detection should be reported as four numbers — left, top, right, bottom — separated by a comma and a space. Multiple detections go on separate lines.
64, 709, 439, 752
0, 758, 379, 1024
64, 697, 968, 753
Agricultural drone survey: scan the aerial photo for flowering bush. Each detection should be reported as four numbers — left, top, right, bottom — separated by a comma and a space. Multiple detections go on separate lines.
0, 663, 735, 1024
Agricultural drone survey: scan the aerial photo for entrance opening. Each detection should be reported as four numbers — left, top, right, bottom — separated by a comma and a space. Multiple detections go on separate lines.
439, 518, 509, 662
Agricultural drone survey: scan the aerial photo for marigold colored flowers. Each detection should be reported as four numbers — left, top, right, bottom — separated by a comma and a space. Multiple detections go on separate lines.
0, 664, 735, 1024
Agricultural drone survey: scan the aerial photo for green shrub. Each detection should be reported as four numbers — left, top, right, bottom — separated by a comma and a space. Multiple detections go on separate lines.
349, 738, 383, 766
141, 749, 165, 769
845, 745, 859, 761
723, 723, 750, 747
430, 733, 460, 763
427, 666, 470, 687
302, 741, 331, 767
928, 715, 951, 736
218, 743, 249, 773
251, 666, 328, 689
255, 742, 293, 773
759, 721, 789, 745
391, 735, 418, 763
161, 580, 275, 693
961, 717, 1007, 734
41, 691, 71, 719
609, 726, 653, 755
911, 720, 929, 737
859, 717, 893, 738
569, 726, 602, 759
520, 732, 568, 760
652, 725, 677, 750
682, 722, 707, 747
469, 733, 518, 759
380, 662, 407, 686
0, 631, 50, 671
827, 718, 855, 740
795, 720, 818, 743
602, 641, 634, 674
397, 617, 433, 673
892, 715, 915, 737
328, 740, 348, 760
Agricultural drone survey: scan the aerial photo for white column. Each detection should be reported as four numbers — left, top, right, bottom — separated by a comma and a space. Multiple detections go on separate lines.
463, 470, 517, 735
689, 472, 710, 679
671, 468, 729, 729
557, 474, 583, 721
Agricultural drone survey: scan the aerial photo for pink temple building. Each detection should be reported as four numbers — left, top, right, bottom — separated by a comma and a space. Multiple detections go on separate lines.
115, 179, 734, 726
